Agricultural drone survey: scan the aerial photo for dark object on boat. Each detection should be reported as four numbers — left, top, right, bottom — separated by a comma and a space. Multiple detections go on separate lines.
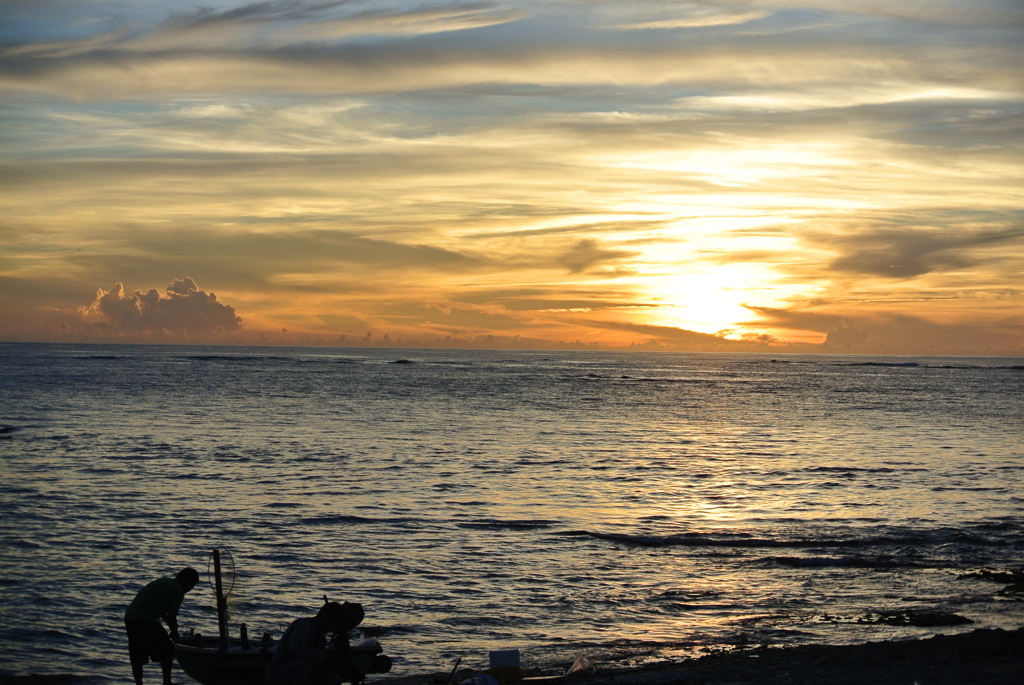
175, 635, 273, 685
176, 635, 388, 685
445, 658, 461, 685
175, 549, 391, 685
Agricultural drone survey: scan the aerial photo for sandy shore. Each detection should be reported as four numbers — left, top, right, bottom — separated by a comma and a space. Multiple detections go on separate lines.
1, 628, 1020, 685
389, 628, 1023, 685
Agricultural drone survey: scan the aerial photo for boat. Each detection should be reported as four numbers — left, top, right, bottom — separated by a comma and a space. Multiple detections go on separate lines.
175, 550, 391, 685
175, 635, 387, 685
175, 635, 273, 685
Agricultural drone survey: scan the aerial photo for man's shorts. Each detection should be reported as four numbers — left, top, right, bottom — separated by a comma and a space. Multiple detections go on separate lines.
125, 618, 174, 666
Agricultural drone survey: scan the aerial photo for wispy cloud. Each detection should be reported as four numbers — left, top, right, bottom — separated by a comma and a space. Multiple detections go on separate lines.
818, 226, 1024, 279
617, 10, 771, 30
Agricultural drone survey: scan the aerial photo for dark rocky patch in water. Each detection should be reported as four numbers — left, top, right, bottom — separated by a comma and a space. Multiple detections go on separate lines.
958, 567, 1024, 584
959, 568, 1024, 600
857, 611, 973, 627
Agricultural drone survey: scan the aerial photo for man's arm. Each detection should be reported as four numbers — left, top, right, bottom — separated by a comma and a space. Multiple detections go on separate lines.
163, 611, 179, 641
163, 581, 185, 641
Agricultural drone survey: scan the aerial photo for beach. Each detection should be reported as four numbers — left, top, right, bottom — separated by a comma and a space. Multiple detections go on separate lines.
0, 627, 1020, 684
397, 628, 1024, 685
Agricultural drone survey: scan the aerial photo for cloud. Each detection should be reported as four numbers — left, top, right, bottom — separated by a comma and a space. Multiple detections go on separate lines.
1, 1, 526, 58
823, 318, 870, 347
159, 0, 350, 29
558, 238, 637, 273
577, 318, 744, 348
819, 226, 1024, 278
1, 2, 1022, 354
78, 277, 243, 336
738, 0, 1024, 28
40, 227, 486, 295
747, 304, 1023, 354
6, 0, 1019, 100
274, 4, 527, 42
617, 11, 772, 30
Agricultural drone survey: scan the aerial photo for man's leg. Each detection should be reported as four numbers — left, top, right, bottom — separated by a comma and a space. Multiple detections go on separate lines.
161, 657, 174, 685
125, 619, 147, 685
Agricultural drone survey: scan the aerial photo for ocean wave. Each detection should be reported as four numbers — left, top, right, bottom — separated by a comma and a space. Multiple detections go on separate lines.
457, 518, 559, 530
0, 628, 82, 643
0, 675, 111, 685
357, 624, 419, 637
802, 466, 905, 473
839, 362, 920, 367
298, 514, 381, 525
40, 630, 81, 640
175, 354, 306, 364
832, 361, 1024, 371
769, 556, 921, 569
556, 529, 1013, 550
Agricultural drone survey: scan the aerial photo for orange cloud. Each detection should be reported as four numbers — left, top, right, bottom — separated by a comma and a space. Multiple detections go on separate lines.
79, 277, 242, 337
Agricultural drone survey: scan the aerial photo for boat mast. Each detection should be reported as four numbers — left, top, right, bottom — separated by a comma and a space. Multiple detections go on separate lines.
213, 549, 229, 651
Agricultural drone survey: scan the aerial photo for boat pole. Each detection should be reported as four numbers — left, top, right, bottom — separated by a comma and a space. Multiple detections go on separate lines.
213, 549, 229, 651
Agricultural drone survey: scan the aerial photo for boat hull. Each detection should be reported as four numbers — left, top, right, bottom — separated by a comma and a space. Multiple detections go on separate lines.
175, 637, 386, 685
175, 637, 273, 685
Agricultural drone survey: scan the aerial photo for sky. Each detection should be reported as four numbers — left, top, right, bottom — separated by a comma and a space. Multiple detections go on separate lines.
1, 0, 1022, 354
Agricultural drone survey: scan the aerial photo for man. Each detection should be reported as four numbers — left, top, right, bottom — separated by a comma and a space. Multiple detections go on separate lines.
266, 601, 364, 685
124, 567, 200, 685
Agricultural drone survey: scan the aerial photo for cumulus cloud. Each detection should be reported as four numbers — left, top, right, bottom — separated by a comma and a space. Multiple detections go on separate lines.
79, 277, 242, 336
824, 318, 870, 347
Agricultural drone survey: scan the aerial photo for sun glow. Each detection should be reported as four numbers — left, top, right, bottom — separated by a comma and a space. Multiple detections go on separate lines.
620, 221, 814, 336
607, 142, 854, 188
644, 267, 776, 335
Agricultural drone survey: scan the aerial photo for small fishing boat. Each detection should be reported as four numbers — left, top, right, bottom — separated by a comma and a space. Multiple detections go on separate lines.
175, 550, 391, 685
175, 635, 273, 685
176, 635, 386, 685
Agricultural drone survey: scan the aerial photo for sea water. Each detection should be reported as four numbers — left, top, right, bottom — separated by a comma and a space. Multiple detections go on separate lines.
1, 344, 1022, 683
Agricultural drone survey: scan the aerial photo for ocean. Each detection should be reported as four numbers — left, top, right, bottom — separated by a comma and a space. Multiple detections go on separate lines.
1, 344, 1022, 683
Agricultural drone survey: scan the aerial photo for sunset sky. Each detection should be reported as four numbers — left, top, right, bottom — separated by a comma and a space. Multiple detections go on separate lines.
1, 0, 1021, 354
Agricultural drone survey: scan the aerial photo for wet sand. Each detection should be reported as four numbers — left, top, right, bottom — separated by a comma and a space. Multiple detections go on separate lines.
392, 628, 1024, 685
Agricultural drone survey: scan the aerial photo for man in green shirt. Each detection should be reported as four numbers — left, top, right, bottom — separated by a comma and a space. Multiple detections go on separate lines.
124, 567, 200, 685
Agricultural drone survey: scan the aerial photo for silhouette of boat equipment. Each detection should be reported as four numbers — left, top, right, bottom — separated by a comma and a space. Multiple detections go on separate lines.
174, 550, 392, 685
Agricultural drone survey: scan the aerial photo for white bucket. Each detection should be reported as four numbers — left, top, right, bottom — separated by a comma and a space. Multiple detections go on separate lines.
488, 649, 521, 669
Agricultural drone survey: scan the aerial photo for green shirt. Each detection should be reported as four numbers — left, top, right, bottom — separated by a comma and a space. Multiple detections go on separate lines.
125, 577, 185, 623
